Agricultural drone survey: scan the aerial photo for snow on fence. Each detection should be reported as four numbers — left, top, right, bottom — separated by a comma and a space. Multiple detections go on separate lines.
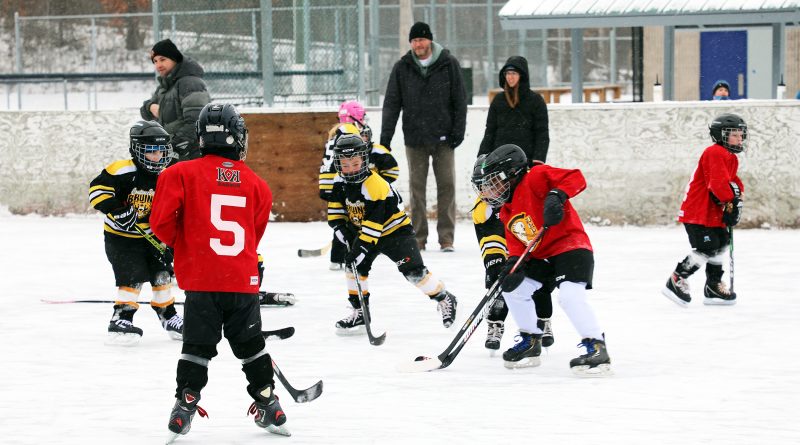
1, 100, 798, 227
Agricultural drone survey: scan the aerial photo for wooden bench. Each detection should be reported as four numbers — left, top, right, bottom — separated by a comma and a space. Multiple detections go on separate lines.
489, 84, 623, 104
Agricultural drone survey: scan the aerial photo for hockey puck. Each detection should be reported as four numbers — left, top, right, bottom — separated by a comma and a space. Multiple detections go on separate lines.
415, 356, 429, 361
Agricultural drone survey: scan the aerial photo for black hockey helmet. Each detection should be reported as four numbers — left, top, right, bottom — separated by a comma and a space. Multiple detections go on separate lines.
471, 144, 528, 207
333, 133, 371, 183
129, 120, 172, 174
196, 103, 248, 160
709, 113, 747, 153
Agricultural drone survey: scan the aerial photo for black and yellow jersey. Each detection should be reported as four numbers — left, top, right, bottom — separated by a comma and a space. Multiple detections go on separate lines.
472, 197, 508, 268
327, 171, 411, 245
88, 159, 159, 238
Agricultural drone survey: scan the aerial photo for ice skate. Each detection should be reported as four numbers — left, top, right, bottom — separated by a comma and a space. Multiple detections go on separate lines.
538, 318, 554, 347
662, 272, 691, 307
166, 388, 207, 443
703, 281, 736, 305
106, 319, 143, 346
160, 314, 184, 341
570, 337, 612, 377
485, 321, 504, 350
433, 291, 457, 328
248, 387, 290, 437
329, 262, 344, 271
503, 332, 542, 369
335, 307, 365, 335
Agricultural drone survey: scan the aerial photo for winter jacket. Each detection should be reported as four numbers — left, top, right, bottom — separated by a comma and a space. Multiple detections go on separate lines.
380, 43, 467, 148
141, 58, 210, 161
479, 56, 549, 163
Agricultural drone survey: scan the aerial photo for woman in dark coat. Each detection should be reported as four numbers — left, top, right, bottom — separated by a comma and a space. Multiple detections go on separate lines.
479, 55, 549, 163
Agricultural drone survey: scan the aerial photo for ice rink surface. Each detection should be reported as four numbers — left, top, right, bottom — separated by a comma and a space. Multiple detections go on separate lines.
1, 214, 798, 444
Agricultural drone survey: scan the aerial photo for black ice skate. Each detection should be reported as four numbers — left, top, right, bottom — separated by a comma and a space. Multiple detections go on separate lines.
248, 387, 290, 437
160, 314, 184, 341
166, 388, 207, 443
570, 337, 612, 377
335, 308, 365, 335
538, 318, 554, 347
502, 332, 542, 369
662, 272, 691, 307
433, 291, 457, 328
485, 321, 504, 350
106, 319, 143, 346
703, 281, 737, 305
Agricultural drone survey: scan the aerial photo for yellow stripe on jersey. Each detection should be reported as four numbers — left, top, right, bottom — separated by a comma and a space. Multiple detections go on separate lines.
105, 159, 136, 176
359, 220, 382, 244
479, 234, 508, 259
381, 211, 410, 236
89, 184, 116, 207
361, 173, 390, 201
472, 198, 493, 225
319, 172, 337, 191
378, 166, 400, 180
327, 201, 348, 223
372, 144, 391, 154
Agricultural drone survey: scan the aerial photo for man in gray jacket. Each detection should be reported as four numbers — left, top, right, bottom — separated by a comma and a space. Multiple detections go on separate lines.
141, 39, 210, 161
381, 22, 467, 252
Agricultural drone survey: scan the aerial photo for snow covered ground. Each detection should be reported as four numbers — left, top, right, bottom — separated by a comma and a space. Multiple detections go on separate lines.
1, 214, 798, 444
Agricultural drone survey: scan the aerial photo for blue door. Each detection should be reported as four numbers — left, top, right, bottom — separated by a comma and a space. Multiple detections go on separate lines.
700, 31, 747, 100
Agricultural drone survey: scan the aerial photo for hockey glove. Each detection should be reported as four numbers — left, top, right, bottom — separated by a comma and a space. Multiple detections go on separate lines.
344, 240, 370, 268
723, 198, 743, 227
259, 291, 297, 306
543, 189, 568, 227
108, 206, 138, 231
485, 256, 506, 289
333, 225, 357, 248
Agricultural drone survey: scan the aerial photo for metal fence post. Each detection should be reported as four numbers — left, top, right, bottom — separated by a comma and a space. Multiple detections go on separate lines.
14, 11, 22, 109
357, 0, 365, 101
368, 0, 379, 106
486, 1, 494, 94
260, 0, 274, 107
90, 17, 97, 110
152, 0, 160, 42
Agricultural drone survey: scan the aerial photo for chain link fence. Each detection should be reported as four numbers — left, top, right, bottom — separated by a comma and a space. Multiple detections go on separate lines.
2, 0, 635, 110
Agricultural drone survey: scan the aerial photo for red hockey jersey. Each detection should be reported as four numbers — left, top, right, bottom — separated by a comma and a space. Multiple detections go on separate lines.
150, 155, 272, 293
678, 144, 743, 228
499, 164, 592, 259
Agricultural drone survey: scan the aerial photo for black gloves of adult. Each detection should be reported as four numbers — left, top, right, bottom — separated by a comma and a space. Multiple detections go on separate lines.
449, 134, 464, 149
109, 206, 138, 231
543, 189, 568, 227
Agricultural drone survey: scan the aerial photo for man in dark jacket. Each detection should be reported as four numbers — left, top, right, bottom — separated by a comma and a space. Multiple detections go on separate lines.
141, 39, 211, 161
479, 55, 549, 163
380, 22, 467, 252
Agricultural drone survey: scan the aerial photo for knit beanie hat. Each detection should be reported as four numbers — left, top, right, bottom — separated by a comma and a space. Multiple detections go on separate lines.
409, 22, 433, 41
151, 39, 183, 63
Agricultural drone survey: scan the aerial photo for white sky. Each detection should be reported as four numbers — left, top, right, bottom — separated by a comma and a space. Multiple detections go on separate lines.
1, 215, 798, 444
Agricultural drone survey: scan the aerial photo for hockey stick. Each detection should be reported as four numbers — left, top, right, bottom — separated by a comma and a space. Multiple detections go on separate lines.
41, 292, 295, 306
107, 214, 167, 255
297, 242, 332, 258
728, 226, 734, 293
351, 263, 386, 346
271, 358, 323, 403
397, 227, 548, 373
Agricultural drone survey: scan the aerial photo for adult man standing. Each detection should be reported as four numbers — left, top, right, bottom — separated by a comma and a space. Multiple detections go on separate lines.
381, 22, 467, 252
141, 39, 210, 161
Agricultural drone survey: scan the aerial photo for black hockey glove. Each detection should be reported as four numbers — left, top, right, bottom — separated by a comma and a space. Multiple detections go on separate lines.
334, 225, 357, 249
723, 198, 743, 227
344, 240, 370, 268
108, 206, 138, 231
485, 256, 506, 289
543, 189, 568, 227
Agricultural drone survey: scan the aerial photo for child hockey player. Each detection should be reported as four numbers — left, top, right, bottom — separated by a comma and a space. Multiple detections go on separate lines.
89, 120, 183, 345
472, 197, 555, 350
319, 100, 399, 270
662, 113, 746, 307
471, 144, 611, 376
328, 133, 456, 333
150, 104, 288, 440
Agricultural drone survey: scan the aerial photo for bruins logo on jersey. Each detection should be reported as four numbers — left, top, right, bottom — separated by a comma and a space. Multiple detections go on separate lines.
345, 198, 365, 227
128, 188, 155, 219
507, 212, 539, 244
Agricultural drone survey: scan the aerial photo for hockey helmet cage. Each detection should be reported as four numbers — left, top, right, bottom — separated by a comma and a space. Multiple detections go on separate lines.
129, 120, 172, 174
709, 113, 747, 153
196, 103, 249, 160
333, 133, 371, 183
471, 144, 528, 207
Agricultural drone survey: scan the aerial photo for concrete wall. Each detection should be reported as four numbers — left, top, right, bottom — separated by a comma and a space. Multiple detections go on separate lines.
1, 101, 799, 227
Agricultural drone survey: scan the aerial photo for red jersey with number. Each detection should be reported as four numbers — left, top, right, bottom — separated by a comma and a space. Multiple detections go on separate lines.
499, 164, 592, 259
678, 144, 743, 228
150, 155, 272, 293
